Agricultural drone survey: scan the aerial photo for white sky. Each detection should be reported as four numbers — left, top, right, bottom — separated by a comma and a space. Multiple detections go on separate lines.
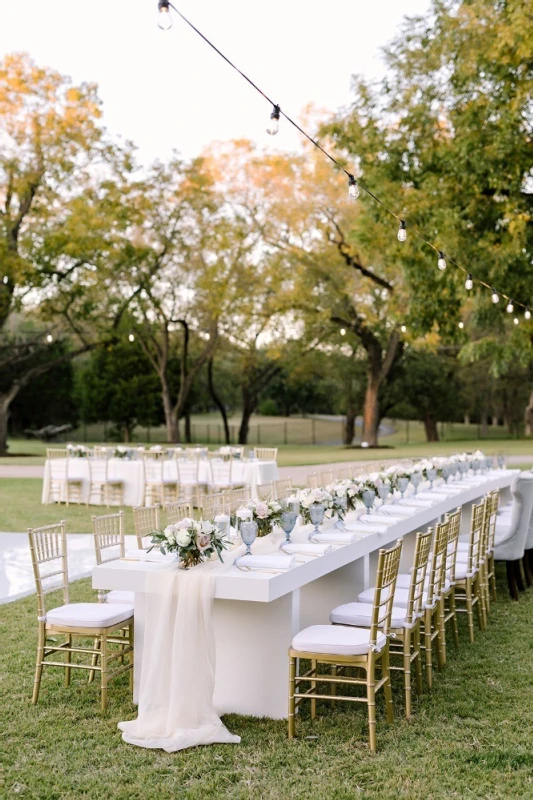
0, 0, 430, 166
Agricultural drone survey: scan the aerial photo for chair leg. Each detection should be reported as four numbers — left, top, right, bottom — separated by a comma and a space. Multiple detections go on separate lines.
288, 656, 296, 739
65, 634, 72, 687
465, 579, 475, 642
100, 636, 108, 711
438, 598, 447, 666
88, 637, 100, 684
506, 561, 519, 601
424, 611, 434, 689
523, 553, 533, 587
413, 625, 423, 696
366, 660, 377, 753
381, 647, 393, 724
403, 633, 412, 718
310, 659, 317, 720
476, 575, 487, 630
129, 622, 134, 693
515, 560, 526, 592
330, 664, 337, 706
32, 629, 45, 705
489, 555, 497, 602
449, 589, 460, 649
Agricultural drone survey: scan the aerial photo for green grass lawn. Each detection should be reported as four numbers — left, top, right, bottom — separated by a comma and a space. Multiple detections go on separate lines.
2, 572, 532, 799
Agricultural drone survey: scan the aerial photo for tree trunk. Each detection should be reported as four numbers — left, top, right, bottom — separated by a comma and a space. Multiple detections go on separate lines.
207, 358, 231, 444
423, 412, 439, 442
525, 390, 533, 436
344, 412, 356, 446
0, 401, 9, 456
161, 379, 179, 443
238, 388, 257, 445
361, 377, 380, 447
184, 412, 192, 443
123, 425, 131, 443
480, 410, 489, 437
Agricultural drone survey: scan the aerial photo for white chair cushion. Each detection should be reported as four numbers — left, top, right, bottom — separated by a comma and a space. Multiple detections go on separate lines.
330, 601, 415, 629
454, 564, 478, 580
456, 542, 469, 552
105, 590, 135, 606
292, 624, 386, 656
46, 602, 133, 628
358, 586, 439, 609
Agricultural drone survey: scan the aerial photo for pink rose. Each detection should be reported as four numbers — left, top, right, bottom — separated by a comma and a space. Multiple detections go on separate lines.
254, 502, 269, 519
197, 533, 211, 551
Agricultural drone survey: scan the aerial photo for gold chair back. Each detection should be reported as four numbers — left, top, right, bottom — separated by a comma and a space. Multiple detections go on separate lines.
335, 466, 353, 481
224, 487, 251, 512
165, 501, 194, 525
320, 469, 334, 486
142, 450, 168, 460
257, 482, 275, 502
444, 507, 462, 584
46, 448, 68, 459
369, 539, 403, 643
486, 490, 499, 553
466, 500, 485, 573
93, 446, 112, 459
253, 447, 278, 461
274, 478, 293, 500
200, 492, 230, 518
92, 511, 125, 565
306, 473, 320, 489
27, 521, 69, 620
403, 527, 433, 625
426, 520, 449, 606
133, 504, 161, 549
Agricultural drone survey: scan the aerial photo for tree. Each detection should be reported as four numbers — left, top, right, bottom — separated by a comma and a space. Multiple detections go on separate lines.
0, 53, 137, 454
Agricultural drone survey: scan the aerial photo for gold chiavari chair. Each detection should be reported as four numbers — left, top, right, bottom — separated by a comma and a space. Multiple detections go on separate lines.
306, 473, 320, 489
419, 519, 449, 688
486, 490, 499, 602
336, 528, 432, 718
133, 504, 161, 550
274, 478, 293, 500
92, 511, 134, 604
454, 500, 486, 642
440, 508, 462, 661
253, 447, 278, 461
200, 492, 230, 519
289, 539, 402, 753
335, 466, 353, 481
256, 482, 275, 502
93, 445, 112, 458
320, 469, 334, 486
223, 487, 251, 513
46, 448, 83, 506
165, 501, 194, 525
28, 521, 133, 710
87, 456, 124, 507
142, 452, 179, 506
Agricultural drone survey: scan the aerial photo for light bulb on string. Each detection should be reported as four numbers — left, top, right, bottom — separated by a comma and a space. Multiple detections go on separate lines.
2, 276, 8, 285
437, 251, 446, 271
46, 334, 53, 344
348, 174, 359, 201
157, 0, 173, 30
514, 317, 519, 326
397, 220, 407, 242
340, 328, 346, 336
128, 333, 135, 343
400, 324, 407, 333
491, 288, 499, 304
458, 321, 464, 329
506, 299, 514, 313
465, 273, 473, 291
525, 308, 532, 321
266, 104, 280, 136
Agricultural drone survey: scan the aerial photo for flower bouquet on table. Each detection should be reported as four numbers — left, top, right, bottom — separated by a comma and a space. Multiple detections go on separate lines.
326, 479, 360, 524
149, 517, 230, 569
299, 487, 334, 524
236, 499, 283, 537
66, 444, 87, 458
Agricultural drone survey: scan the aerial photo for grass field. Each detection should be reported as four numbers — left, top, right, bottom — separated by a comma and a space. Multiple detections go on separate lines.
2, 572, 532, 799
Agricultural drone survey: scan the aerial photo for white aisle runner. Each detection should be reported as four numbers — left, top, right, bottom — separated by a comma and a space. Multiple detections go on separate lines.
118, 564, 241, 752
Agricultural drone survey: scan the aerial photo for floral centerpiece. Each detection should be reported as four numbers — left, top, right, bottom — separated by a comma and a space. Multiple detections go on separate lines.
149, 517, 230, 569
66, 444, 87, 458
235, 499, 283, 537
299, 487, 334, 524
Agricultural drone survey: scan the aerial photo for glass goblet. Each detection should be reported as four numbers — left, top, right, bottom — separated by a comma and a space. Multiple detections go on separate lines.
497, 454, 505, 469
396, 476, 409, 499
426, 468, 437, 489
361, 489, 376, 515
308, 502, 325, 541
377, 484, 390, 505
240, 520, 258, 556
279, 510, 298, 546
411, 472, 422, 494
333, 495, 348, 530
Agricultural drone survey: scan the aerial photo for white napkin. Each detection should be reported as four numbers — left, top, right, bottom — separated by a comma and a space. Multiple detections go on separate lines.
366, 513, 405, 524
397, 498, 435, 508
378, 505, 417, 517
234, 554, 296, 572
124, 549, 175, 563
310, 532, 357, 544
344, 522, 390, 534
281, 543, 334, 557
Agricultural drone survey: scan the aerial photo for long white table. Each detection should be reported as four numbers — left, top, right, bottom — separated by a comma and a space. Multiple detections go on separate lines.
93, 471, 515, 719
42, 458, 279, 506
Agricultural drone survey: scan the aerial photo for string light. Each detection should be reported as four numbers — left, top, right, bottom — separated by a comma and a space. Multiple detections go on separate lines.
46, 334, 53, 344
348, 174, 359, 201
458, 321, 464, 329
159, 2, 531, 316
128, 333, 135, 343
158, 0, 172, 30
506, 299, 514, 313
397, 220, 407, 242
400, 324, 407, 333
2, 276, 8, 285
340, 328, 346, 336
514, 317, 519, 326
266, 104, 280, 136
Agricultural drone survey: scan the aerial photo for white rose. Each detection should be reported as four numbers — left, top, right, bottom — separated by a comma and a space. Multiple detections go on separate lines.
176, 517, 193, 530
270, 501, 281, 512
254, 501, 269, 519
236, 506, 252, 520
201, 520, 214, 534
176, 530, 192, 547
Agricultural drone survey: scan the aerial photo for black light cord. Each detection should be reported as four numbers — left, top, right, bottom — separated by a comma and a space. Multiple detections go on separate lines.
166, 1, 530, 315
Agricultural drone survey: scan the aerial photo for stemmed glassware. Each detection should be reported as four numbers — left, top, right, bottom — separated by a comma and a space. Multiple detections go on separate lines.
497, 454, 506, 469
279, 500, 299, 546
240, 520, 258, 556
410, 472, 422, 494
426, 467, 437, 489
377, 483, 390, 505
333, 495, 348, 530
308, 503, 325, 542
361, 488, 376, 515
396, 476, 409, 500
